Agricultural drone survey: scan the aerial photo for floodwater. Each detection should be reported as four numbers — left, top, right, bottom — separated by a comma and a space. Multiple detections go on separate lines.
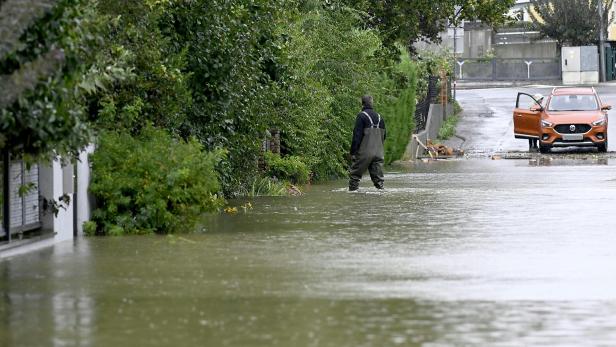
3, 159, 616, 346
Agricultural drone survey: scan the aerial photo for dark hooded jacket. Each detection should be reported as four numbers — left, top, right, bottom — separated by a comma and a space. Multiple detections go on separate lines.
350, 106, 386, 155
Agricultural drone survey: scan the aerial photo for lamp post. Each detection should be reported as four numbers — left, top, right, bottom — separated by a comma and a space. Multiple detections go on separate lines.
599, 0, 607, 82
453, 26, 457, 101
451, 6, 463, 102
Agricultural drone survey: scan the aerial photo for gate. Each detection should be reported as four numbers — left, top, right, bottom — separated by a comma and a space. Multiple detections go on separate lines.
1, 160, 41, 242
456, 58, 561, 81
605, 44, 616, 81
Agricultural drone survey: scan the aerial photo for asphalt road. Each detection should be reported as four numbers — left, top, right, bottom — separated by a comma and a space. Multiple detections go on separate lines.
453, 84, 616, 156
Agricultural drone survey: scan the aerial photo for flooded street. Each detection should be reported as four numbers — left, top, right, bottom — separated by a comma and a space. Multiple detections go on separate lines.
455, 85, 616, 156
4, 157, 616, 346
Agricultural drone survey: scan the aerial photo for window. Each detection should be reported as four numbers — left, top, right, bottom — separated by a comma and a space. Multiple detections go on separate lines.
548, 95, 599, 111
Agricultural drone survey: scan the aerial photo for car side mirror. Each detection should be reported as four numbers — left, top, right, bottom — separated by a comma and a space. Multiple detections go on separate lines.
530, 105, 543, 112
602, 104, 612, 111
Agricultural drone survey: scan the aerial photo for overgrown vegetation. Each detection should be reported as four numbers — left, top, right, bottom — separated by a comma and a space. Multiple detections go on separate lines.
88, 128, 224, 235
0, 0, 513, 235
0, 0, 125, 160
438, 115, 460, 140
264, 152, 311, 185
438, 101, 463, 140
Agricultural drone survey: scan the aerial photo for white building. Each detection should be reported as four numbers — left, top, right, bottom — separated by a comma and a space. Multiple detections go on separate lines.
0, 146, 95, 258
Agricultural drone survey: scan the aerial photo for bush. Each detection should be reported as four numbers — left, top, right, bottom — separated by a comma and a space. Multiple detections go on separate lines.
438, 114, 460, 140
383, 47, 417, 164
264, 152, 310, 184
415, 49, 453, 99
88, 127, 224, 235
82, 221, 97, 236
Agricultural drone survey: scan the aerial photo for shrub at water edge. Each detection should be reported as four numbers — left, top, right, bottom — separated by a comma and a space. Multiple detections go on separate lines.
263, 152, 311, 185
88, 127, 224, 235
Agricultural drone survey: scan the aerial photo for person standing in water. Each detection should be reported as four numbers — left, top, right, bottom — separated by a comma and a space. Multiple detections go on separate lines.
348, 95, 386, 191
529, 93, 544, 151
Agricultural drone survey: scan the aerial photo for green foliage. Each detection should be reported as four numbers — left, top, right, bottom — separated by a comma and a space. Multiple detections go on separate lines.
454, 100, 463, 115
344, 0, 515, 56
270, 5, 397, 180
159, 0, 289, 194
264, 152, 310, 184
415, 49, 453, 100
438, 100, 462, 140
88, 127, 224, 235
82, 220, 97, 236
530, 0, 613, 46
241, 176, 289, 197
438, 115, 460, 140
92, 1, 192, 134
383, 48, 417, 164
17, 182, 37, 198
0, 0, 114, 160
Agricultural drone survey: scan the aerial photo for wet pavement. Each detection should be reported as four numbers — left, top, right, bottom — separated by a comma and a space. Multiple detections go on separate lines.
3, 87, 616, 346
453, 84, 616, 156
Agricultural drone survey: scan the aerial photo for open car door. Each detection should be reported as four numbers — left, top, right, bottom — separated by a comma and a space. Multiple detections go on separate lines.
513, 93, 542, 140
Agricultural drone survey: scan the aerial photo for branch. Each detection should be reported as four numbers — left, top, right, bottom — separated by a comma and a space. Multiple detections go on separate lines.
0, 48, 65, 108
0, 0, 58, 58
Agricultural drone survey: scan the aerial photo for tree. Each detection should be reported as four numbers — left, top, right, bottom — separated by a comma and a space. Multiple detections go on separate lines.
92, 1, 192, 135
530, 0, 614, 46
343, 0, 515, 54
0, 0, 127, 160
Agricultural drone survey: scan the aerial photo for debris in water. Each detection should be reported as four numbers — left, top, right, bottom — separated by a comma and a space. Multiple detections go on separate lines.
241, 202, 253, 213
224, 207, 238, 215
287, 185, 303, 196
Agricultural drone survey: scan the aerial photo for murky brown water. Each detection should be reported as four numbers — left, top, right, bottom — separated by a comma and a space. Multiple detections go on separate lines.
3, 159, 616, 346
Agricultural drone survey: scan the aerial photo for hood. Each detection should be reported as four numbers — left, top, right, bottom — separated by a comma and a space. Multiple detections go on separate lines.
544, 110, 606, 124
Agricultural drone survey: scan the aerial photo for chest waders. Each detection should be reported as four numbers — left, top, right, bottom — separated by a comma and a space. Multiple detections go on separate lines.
349, 112, 385, 190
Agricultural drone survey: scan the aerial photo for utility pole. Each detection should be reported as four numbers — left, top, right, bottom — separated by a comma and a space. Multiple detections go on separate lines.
453, 26, 457, 101
599, 0, 607, 82
451, 6, 463, 102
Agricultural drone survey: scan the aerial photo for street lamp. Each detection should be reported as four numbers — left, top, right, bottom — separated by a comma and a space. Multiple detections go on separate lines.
451, 6, 463, 102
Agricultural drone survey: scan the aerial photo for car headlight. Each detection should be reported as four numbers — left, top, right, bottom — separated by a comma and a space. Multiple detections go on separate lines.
592, 118, 606, 126
541, 120, 553, 128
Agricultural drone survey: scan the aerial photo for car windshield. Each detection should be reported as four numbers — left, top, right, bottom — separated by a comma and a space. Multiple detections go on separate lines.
548, 94, 598, 111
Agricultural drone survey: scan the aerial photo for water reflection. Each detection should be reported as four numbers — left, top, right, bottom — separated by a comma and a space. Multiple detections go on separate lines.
0, 241, 94, 347
2, 160, 616, 345
529, 157, 609, 166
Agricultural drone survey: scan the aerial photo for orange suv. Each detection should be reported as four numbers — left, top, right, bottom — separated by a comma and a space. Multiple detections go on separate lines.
513, 87, 610, 153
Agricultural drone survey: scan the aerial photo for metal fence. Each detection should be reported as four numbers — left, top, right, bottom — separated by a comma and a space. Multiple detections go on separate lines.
456, 58, 561, 81
0, 160, 41, 242
415, 76, 442, 132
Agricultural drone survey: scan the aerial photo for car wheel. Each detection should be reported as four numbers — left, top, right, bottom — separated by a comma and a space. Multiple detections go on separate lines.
598, 141, 608, 153
539, 144, 550, 154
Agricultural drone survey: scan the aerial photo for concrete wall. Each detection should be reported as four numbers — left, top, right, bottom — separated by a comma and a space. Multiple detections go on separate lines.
1, 146, 95, 258
457, 58, 560, 81
76, 144, 95, 235
463, 27, 492, 58
495, 41, 558, 59
39, 160, 74, 242
404, 104, 454, 161
30, 146, 94, 242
